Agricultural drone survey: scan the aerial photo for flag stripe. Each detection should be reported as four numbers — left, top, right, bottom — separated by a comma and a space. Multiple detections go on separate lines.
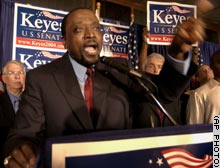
172, 5, 190, 14
164, 151, 207, 162
162, 148, 213, 168
43, 11, 63, 20
168, 157, 212, 167
172, 160, 212, 168
166, 155, 209, 164
41, 51, 62, 59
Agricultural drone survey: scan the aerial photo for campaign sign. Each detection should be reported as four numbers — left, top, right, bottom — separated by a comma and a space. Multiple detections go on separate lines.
45, 124, 212, 168
13, 3, 67, 69
100, 18, 129, 58
12, 4, 131, 69
147, 1, 196, 45
16, 47, 63, 70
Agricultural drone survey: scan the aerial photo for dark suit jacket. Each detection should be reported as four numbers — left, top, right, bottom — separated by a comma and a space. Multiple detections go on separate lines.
133, 60, 197, 128
4, 53, 133, 156
0, 91, 16, 168
3, 53, 197, 157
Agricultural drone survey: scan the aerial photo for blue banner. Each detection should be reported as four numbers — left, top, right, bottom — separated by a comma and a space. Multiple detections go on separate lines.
13, 3, 67, 70
45, 124, 213, 168
16, 48, 63, 70
13, 5, 135, 70
100, 18, 129, 58
147, 1, 196, 45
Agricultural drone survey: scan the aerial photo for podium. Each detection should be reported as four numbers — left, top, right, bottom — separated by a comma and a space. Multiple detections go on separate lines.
44, 124, 213, 168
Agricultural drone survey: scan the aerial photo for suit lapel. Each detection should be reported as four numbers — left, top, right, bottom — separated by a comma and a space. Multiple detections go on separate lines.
52, 54, 94, 130
3, 92, 15, 120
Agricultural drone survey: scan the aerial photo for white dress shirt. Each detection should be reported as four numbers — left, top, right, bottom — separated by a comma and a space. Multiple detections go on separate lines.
186, 79, 220, 124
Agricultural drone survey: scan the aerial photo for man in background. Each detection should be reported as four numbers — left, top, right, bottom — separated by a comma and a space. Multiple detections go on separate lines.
187, 50, 220, 124
136, 26, 185, 127
138, 26, 165, 75
195, 64, 214, 86
141, 52, 165, 75
0, 60, 26, 168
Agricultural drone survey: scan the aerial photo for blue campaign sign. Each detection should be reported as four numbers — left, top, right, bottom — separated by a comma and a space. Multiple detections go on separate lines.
100, 18, 130, 58
146, 1, 196, 45
45, 124, 213, 168
16, 6, 63, 42
13, 3, 67, 68
12, 5, 135, 70
16, 47, 63, 70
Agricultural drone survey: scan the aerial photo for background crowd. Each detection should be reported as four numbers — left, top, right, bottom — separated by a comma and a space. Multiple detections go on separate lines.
0, 6, 219, 168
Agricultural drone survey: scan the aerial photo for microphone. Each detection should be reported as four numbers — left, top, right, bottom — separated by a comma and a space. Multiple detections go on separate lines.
100, 56, 178, 126
100, 56, 148, 81
100, 56, 158, 94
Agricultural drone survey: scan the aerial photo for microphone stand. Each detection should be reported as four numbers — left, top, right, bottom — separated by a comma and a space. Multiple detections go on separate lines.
136, 78, 179, 126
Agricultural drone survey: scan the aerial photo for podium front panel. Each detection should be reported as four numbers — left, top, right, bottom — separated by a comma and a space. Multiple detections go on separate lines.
45, 124, 213, 168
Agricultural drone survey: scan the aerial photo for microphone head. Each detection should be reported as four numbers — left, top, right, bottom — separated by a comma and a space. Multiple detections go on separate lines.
99, 56, 130, 75
98, 56, 158, 95
100, 56, 107, 63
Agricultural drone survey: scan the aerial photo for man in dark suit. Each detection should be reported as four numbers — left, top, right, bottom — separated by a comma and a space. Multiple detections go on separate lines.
0, 60, 25, 168
3, 8, 205, 168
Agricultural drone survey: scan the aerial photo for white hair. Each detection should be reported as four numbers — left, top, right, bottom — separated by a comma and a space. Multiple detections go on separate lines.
2, 60, 26, 75
141, 52, 165, 71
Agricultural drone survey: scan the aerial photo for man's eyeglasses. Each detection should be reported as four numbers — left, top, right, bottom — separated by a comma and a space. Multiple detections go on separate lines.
3, 71, 25, 76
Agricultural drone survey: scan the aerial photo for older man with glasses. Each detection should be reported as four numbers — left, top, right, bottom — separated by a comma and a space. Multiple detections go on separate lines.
0, 60, 26, 168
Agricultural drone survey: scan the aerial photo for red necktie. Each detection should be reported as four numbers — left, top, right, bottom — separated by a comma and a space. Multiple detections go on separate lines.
84, 68, 93, 113
157, 108, 164, 126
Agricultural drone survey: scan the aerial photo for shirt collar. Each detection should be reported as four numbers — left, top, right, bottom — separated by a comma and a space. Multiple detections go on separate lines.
68, 54, 87, 82
7, 91, 20, 103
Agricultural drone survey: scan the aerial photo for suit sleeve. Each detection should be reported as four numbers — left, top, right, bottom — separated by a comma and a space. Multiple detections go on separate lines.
153, 60, 198, 104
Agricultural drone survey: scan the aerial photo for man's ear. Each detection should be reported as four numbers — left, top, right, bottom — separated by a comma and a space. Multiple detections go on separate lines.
62, 37, 67, 49
195, 76, 200, 83
1, 75, 6, 83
